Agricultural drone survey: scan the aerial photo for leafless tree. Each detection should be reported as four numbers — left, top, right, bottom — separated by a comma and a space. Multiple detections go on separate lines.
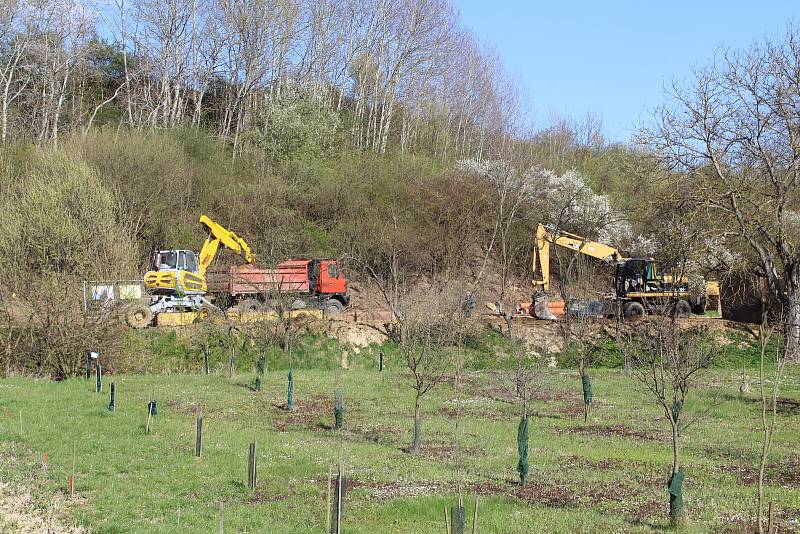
754, 311, 788, 533
397, 283, 465, 453
623, 317, 713, 527
641, 24, 800, 360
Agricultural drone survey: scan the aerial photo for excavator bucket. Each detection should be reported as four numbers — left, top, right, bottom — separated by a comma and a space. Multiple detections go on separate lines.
532, 293, 558, 320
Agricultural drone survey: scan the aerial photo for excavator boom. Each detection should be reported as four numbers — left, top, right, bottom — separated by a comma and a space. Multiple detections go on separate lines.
198, 215, 255, 275
532, 224, 625, 291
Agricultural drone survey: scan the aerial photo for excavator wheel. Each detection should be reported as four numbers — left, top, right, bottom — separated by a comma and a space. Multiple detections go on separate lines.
671, 300, 691, 319
125, 303, 153, 329
195, 304, 213, 323
623, 301, 646, 318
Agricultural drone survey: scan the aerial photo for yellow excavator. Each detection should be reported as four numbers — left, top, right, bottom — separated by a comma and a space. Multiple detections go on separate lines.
124, 215, 255, 328
528, 224, 719, 319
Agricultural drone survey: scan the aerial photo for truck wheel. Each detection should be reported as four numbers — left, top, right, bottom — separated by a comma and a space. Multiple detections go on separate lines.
672, 300, 691, 319
324, 299, 344, 317
623, 302, 646, 318
125, 303, 153, 328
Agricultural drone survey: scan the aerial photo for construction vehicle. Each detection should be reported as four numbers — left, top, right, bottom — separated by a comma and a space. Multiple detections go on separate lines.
206, 259, 349, 316
123, 215, 256, 328
525, 223, 716, 319
119, 215, 350, 327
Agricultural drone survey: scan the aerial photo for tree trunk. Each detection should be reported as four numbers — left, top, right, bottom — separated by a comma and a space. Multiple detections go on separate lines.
785, 295, 800, 362
411, 394, 422, 453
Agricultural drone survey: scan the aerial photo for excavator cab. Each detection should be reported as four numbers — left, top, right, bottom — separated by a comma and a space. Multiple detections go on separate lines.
151, 250, 200, 274
144, 249, 206, 295
615, 258, 660, 295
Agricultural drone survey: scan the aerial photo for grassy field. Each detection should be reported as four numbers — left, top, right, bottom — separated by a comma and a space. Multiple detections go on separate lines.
1, 357, 799, 533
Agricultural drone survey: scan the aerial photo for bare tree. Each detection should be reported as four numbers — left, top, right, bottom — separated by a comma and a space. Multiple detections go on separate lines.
754, 311, 788, 533
554, 253, 604, 422
0, 0, 33, 142
398, 283, 465, 453
624, 317, 713, 527
641, 25, 800, 360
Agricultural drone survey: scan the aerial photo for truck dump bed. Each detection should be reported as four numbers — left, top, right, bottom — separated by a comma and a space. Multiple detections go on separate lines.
206, 260, 311, 297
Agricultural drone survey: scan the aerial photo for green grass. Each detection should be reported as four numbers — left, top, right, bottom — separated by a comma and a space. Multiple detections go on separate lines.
1, 364, 798, 533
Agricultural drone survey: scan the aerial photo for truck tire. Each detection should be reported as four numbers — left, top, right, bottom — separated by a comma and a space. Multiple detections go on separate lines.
324, 299, 344, 317
672, 299, 691, 319
125, 303, 153, 329
623, 301, 646, 318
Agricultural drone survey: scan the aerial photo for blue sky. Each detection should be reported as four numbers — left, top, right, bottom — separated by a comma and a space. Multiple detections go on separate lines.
454, 0, 800, 142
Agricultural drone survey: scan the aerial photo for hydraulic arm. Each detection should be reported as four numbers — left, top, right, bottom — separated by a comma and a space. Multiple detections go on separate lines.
532, 223, 625, 292
198, 215, 255, 275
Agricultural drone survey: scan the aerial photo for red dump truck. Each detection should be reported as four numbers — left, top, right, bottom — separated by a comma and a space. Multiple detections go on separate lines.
206, 258, 350, 316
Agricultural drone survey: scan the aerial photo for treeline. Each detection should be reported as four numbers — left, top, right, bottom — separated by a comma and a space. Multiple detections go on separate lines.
0, 0, 526, 160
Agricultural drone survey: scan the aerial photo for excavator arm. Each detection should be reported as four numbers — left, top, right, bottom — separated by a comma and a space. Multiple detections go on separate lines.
532, 224, 625, 291
198, 215, 255, 276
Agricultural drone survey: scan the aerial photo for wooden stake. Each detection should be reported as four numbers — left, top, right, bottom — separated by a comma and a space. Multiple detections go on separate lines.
444, 506, 450, 534
146, 410, 153, 434
767, 501, 774, 534
335, 464, 343, 534
472, 496, 479, 534
326, 466, 332, 534
69, 442, 76, 498
252, 441, 258, 489
218, 500, 224, 534
247, 443, 253, 489
195, 416, 203, 458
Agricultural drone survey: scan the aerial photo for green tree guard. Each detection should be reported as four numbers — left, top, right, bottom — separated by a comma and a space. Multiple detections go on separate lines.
287, 370, 294, 411
148, 399, 157, 416
254, 355, 266, 391
95, 363, 102, 393
517, 416, 529, 485
450, 503, 466, 534
581, 373, 593, 422
85, 351, 92, 380
581, 374, 593, 405
334, 389, 343, 430
108, 382, 115, 412
668, 470, 685, 525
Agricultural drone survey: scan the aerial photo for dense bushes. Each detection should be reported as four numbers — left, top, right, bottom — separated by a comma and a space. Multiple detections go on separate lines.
0, 148, 138, 282
50, 128, 501, 279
